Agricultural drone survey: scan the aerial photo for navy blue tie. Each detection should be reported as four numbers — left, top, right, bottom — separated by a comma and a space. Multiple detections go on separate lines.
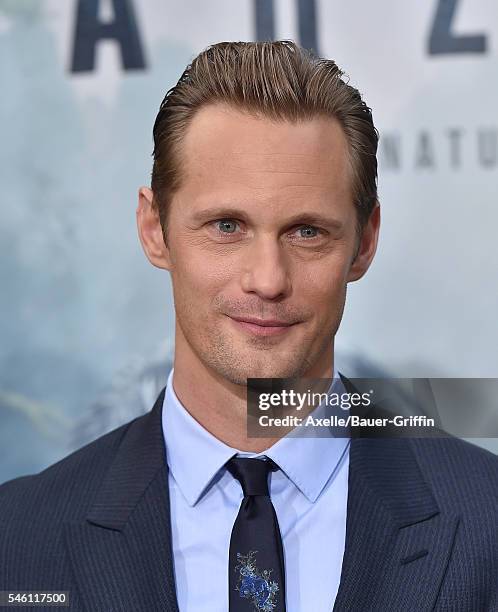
226, 456, 286, 611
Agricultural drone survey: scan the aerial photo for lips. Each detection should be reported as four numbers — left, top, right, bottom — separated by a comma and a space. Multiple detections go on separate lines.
228, 315, 298, 337
230, 316, 294, 327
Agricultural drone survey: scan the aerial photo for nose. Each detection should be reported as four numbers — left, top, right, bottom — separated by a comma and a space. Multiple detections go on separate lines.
240, 236, 291, 300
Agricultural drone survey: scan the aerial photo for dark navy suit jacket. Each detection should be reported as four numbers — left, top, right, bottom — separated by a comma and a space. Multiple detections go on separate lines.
1, 381, 497, 611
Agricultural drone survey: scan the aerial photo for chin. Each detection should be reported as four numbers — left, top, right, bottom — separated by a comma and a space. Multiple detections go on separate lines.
220, 361, 304, 386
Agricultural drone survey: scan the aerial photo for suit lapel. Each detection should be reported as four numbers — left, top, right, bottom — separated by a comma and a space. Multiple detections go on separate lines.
333, 375, 460, 611
63, 388, 180, 612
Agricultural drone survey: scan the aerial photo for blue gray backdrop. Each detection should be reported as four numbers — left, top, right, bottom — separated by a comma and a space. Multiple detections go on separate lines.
1, 0, 497, 483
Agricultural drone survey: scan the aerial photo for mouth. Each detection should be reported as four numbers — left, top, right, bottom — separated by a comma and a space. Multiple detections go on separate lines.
227, 315, 299, 337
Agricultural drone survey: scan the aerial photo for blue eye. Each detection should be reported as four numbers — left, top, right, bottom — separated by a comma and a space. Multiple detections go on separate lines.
298, 225, 318, 238
217, 219, 238, 233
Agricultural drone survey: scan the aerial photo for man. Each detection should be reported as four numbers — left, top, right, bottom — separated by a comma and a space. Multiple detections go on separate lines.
0, 40, 497, 612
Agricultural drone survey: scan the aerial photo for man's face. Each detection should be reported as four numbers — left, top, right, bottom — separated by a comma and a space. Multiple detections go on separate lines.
139, 104, 379, 385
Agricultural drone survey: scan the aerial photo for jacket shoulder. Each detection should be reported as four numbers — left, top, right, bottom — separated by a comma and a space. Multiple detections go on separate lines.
0, 407, 159, 589
410, 435, 498, 509
0, 415, 139, 524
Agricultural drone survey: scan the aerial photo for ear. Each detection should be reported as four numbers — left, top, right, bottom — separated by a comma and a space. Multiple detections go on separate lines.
136, 186, 172, 270
347, 203, 381, 283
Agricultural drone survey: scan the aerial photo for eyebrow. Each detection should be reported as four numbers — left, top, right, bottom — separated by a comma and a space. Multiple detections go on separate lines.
190, 206, 344, 230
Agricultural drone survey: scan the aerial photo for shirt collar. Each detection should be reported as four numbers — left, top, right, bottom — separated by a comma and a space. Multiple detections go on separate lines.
162, 365, 350, 507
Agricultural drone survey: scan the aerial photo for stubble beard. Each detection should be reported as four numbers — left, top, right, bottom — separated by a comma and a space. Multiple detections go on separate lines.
178, 312, 337, 387
175, 282, 348, 387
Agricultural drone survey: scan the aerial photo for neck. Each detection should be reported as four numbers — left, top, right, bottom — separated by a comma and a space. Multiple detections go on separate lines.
171, 331, 334, 453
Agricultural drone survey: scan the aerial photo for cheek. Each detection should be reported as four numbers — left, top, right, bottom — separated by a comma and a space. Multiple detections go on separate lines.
172, 246, 231, 301
306, 283, 346, 324
294, 257, 348, 299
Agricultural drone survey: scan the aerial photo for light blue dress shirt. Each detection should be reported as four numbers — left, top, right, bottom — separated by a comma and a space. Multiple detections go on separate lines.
162, 366, 351, 611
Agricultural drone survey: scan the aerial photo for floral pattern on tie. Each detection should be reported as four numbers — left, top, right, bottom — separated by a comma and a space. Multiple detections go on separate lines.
234, 550, 279, 611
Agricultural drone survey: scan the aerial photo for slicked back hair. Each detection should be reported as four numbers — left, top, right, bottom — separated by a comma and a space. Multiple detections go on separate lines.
151, 40, 379, 244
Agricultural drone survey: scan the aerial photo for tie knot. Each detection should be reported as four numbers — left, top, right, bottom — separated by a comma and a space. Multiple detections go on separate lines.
226, 456, 278, 497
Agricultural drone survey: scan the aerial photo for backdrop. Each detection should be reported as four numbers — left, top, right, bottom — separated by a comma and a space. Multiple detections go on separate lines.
1, 0, 497, 484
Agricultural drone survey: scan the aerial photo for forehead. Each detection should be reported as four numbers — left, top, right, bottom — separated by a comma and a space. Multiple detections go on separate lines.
175, 103, 352, 208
